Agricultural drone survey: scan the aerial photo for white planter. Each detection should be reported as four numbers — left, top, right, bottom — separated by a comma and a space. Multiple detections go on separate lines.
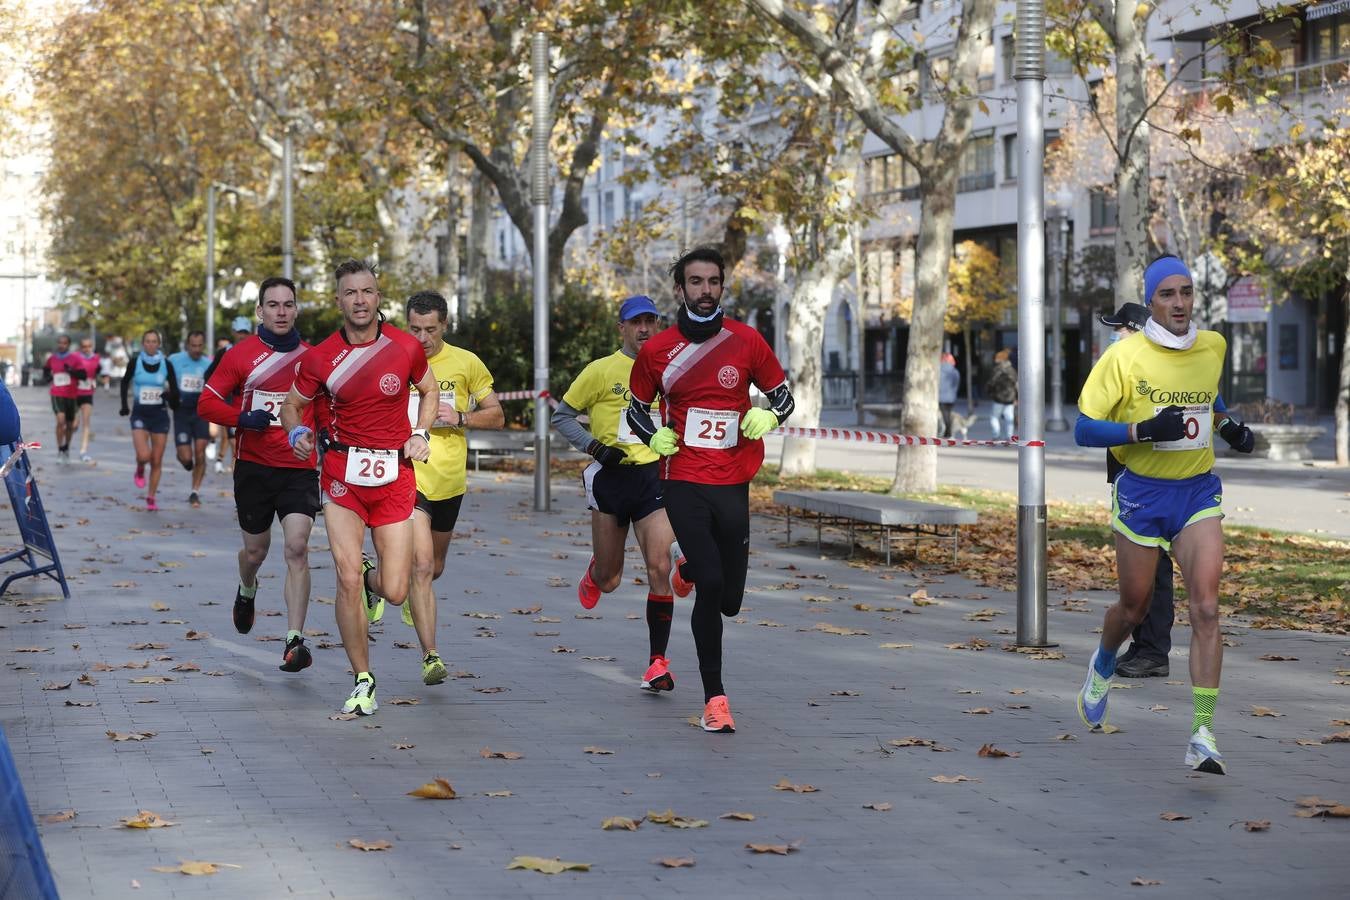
1234, 424, 1327, 461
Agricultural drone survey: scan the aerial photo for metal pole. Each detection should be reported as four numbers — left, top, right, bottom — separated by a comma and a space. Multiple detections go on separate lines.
1015, 0, 1051, 647
1046, 209, 1069, 430
531, 31, 551, 512
282, 126, 294, 280
206, 184, 217, 352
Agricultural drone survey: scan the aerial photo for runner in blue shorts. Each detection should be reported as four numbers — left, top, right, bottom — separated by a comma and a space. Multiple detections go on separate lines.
120, 329, 179, 512
1074, 255, 1254, 774
168, 330, 213, 508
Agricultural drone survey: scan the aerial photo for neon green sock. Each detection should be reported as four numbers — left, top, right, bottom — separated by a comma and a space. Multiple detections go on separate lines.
238, 581, 257, 600
1192, 687, 1219, 733
286, 629, 302, 644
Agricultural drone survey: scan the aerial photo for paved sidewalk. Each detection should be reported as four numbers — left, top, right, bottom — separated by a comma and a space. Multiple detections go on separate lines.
2, 388, 1348, 898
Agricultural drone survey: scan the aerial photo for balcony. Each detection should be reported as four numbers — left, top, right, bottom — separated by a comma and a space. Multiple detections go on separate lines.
1184, 57, 1350, 100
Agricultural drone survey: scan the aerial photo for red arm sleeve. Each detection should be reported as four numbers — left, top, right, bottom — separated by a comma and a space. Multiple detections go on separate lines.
197, 349, 242, 427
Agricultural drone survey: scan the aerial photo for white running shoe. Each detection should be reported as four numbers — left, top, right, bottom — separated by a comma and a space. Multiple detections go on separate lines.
1184, 725, 1226, 775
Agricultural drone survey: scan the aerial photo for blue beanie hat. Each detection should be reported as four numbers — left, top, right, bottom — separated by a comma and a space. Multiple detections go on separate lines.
1143, 256, 1191, 306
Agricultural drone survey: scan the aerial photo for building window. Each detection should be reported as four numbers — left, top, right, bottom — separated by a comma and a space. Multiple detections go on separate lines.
1088, 77, 1105, 112
1089, 188, 1118, 234
898, 0, 920, 22
921, 54, 951, 96
1002, 134, 1017, 181
602, 191, 615, 229
1003, 33, 1074, 81
958, 132, 995, 192
1308, 11, 1350, 63
978, 34, 995, 91
863, 152, 920, 198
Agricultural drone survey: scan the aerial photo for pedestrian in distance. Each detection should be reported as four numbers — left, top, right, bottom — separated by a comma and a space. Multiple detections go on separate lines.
985, 348, 1016, 439
73, 337, 100, 463
120, 329, 179, 511
280, 259, 438, 716
553, 294, 681, 694
370, 289, 504, 686
627, 247, 795, 733
167, 330, 213, 508
1074, 255, 1255, 774
198, 278, 325, 673
938, 352, 960, 437
43, 334, 81, 464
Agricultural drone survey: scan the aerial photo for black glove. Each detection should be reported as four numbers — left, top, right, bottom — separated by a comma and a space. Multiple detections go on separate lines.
1218, 417, 1255, 454
238, 409, 276, 430
65, 360, 84, 375
1135, 405, 1186, 443
585, 439, 626, 467
119, 406, 129, 417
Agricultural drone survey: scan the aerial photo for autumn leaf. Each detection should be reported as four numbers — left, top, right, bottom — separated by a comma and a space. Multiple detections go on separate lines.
150, 861, 240, 876
480, 747, 523, 760
1054, 733, 1077, 741
1239, 820, 1271, 832
406, 778, 456, 799
583, 746, 614, 755
862, 802, 892, 811
329, 713, 359, 721
889, 737, 954, 752
964, 708, 993, 715
170, 662, 200, 672
120, 810, 176, 829
39, 809, 76, 824
14, 647, 52, 653
388, 697, 420, 706
184, 631, 208, 641
645, 809, 709, 828
947, 639, 990, 651
41, 681, 72, 691
347, 839, 393, 851
150, 602, 169, 611
601, 816, 640, 831
1100, 724, 1123, 734
1131, 877, 1162, 886
463, 611, 500, 620
63, 700, 95, 707
128, 642, 168, 651
505, 856, 590, 874
107, 731, 156, 742
130, 676, 172, 684
1292, 796, 1350, 818
772, 778, 818, 793
719, 811, 756, 821
1323, 730, 1350, 743
511, 605, 542, 615
804, 622, 869, 636
746, 841, 801, 855
879, 642, 913, 649
929, 775, 980, 783
977, 743, 1019, 758
655, 857, 695, 867
1258, 654, 1298, 661
484, 791, 512, 798
473, 686, 508, 694
1250, 706, 1283, 717
1159, 812, 1191, 821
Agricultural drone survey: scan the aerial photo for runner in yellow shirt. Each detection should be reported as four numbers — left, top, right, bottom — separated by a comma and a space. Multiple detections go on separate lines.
1073, 255, 1255, 774
551, 295, 681, 693
374, 290, 504, 685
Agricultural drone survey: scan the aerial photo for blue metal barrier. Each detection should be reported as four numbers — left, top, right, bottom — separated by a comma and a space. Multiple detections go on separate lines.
0, 724, 59, 899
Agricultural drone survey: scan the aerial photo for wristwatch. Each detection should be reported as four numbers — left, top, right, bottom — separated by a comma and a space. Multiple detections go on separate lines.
411, 428, 430, 442
457, 411, 467, 428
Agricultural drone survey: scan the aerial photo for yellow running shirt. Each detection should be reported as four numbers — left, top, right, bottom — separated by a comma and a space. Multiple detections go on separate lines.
409, 343, 495, 500
562, 350, 659, 466
1077, 330, 1226, 480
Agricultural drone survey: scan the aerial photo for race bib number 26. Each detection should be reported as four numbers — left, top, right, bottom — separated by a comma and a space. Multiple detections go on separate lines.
1152, 403, 1211, 452
682, 408, 739, 450
344, 448, 399, 486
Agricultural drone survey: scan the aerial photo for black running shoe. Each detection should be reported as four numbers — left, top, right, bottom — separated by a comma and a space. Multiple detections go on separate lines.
233, 586, 256, 635
188, 491, 201, 508
279, 635, 312, 673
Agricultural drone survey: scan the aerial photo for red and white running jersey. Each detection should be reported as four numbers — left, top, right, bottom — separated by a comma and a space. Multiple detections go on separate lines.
199, 334, 318, 469
46, 353, 80, 399
629, 317, 786, 485
292, 324, 428, 479
75, 354, 99, 396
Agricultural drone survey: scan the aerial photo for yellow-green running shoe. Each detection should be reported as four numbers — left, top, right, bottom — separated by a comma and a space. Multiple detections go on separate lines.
401, 599, 414, 628
342, 673, 378, 716
361, 556, 384, 624
422, 651, 448, 686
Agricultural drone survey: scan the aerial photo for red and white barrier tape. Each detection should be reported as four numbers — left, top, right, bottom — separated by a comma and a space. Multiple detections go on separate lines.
0, 441, 41, 477
495, 389, 558, 409
770, 426, 1043, 448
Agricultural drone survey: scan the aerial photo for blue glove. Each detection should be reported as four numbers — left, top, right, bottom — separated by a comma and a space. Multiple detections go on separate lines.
649, 427, 679, 456
741, 407, 778, 440
238, 408, 276, 430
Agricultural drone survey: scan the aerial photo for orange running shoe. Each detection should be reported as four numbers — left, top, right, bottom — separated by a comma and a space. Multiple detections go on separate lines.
669, 541, 692, 598
641, 656, 675, 692
578, 558, 601, 610
700, 694, 735, 733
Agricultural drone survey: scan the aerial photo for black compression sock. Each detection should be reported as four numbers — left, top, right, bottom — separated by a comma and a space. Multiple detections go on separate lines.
700, 670, 725, 703
646, 593, 673, 660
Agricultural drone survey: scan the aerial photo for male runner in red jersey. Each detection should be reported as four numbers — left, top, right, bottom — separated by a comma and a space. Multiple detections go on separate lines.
281, 259, 437, 716
198, 276, 324, 673
74, 337, 100, 463
43, 335, 80, 464
626, 247, 794, 733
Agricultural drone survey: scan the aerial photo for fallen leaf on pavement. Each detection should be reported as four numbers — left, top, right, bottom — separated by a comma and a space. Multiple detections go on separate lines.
463, 612, 500, 620
1131, 877, 1162, 886
406, 778, 456, 799
1054, 733, 1078, 741
1100, 724, 1123, 734
150, 861, 240, 876
63, 700, 95, 707
511, 605, 542, 615
14, 647, 51, 653
829, 690, 861, 697
646, 809, 709, 828
655, 857, 695, 867
804, 622, 869, 636
1240, 820, 1271, 832
977, 744, 1019, 758
719, 811, 756, 821
121, 810, 176, 829
480, 748, 523, 760
184, 631, 208, 641
879, 642, 913, 649
107, 731, 156, 742
1292, 797, 1350, 818
388, 697, 419, 706
505, 856, 589, 874
77, 674, 96, 685
929, 775, 980, 783
583, 746, 614, 755
889, 737, 954, 752
484, 790, 512, 798
601, 816, 640, 831
746, 841, 801, 855
946, 639, 990, 651
150, 602, 170, 611
964, 708, 993, 715
171, 662, 200, 672
1323, 730, 1350, 743
41, 682, 72, 691
474, 686, 508, 694
1250, 706, 1283, 717
773, 778, 818, 793
392, 743, 415, 751
1258, 654, 1298, 661
1159, 812, 1191, 821
130, 676, 172, 684
128, 642, 168, 651
957, 689, 982, 694
329, 713, 359, 721
862, 802, 892, 811
40, 809, 76, 824
552, 646, 576, 653
347, 839, 392, 851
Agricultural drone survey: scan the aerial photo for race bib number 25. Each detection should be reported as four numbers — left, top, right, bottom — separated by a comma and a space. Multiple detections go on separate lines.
1152, 403, 1211, 452
682, 408, 739, 450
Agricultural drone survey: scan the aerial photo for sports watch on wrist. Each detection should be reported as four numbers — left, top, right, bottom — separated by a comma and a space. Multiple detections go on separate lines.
411, 428, 430, 441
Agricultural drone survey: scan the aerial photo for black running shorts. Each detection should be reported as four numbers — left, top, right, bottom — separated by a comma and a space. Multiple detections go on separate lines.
234, 459, 320, 534
582, 460, 663, 529
414, 492, 464, 533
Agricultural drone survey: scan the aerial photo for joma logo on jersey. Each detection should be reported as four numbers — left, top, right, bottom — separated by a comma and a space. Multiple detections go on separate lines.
665, 343, 686, 361
250, 351, 270, 367
331, 348, 351, 367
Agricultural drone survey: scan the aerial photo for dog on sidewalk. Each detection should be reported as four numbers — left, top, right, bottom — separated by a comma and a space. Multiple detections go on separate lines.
947, 410, 977, 441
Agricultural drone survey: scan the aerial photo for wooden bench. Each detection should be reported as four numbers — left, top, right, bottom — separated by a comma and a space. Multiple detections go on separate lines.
772, 489, 978, 564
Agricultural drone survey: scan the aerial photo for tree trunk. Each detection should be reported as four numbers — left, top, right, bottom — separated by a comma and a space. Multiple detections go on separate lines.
891, 168, 958, 494
779, 231, 853, 476
1109, 2, 1152, 308
466, 170, 490, 316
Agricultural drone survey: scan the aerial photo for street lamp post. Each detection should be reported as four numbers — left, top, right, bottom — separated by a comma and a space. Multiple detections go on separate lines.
282, 126, 295, 281
206, 184, 217, 351
1045, 189, 1071, 432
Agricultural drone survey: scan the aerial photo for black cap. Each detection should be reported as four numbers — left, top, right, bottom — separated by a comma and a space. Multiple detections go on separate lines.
1098, 302, 1149, 331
